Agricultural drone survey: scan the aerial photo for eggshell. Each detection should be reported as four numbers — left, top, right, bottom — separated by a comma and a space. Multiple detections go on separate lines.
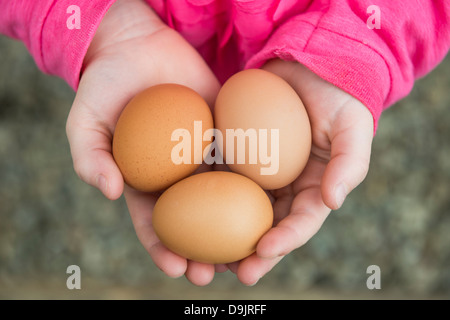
113, 84, 213, 192
214, 69, 311, 190
152, 171, 273, 264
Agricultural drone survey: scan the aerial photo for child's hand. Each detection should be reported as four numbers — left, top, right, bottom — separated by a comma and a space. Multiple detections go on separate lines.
66, 0, 373, 286
65, 0, 221, 285
226, 59, 374, 285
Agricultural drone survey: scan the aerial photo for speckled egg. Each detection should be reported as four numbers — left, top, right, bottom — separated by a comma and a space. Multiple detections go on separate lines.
152, 171, 274, 264
113, 84, 213, 192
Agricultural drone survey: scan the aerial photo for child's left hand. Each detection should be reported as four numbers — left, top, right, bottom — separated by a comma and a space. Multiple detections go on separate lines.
225, 59, 374, 285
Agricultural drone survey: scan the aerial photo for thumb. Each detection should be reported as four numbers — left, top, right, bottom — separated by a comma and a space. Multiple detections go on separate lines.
321, 101, 374, 210
66, 97, 124, 200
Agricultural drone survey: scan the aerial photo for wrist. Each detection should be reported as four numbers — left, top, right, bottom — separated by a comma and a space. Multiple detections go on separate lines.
83, 0, 165, 68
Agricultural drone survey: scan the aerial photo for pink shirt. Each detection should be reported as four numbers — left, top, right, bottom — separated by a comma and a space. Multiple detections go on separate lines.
1, 0, 449, 132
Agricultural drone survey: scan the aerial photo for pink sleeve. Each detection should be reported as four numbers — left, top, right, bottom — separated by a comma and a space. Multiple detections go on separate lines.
246, 0, 450, 132
0, 0, 116, 91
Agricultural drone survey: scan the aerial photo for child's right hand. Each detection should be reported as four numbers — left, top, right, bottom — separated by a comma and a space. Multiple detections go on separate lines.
65, 0, 222, 285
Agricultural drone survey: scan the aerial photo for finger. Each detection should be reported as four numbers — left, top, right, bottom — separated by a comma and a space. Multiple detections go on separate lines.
321, 103, 373, 210
215, 264, 229, 273
147, 242, 187, 278
270, 185, 295, 225
236, 253, 284, 286
66, 101, 124, 200
227, 261, 239, 274
185, 261, 216, 286
256, 186, 331, 259
124, 185, 187, 278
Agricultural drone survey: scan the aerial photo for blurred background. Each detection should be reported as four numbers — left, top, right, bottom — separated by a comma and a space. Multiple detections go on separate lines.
0, 34, 449, 300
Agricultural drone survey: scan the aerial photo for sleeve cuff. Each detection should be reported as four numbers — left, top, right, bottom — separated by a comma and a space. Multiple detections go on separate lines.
245, 15, 391, 134
40, 0, 116, 91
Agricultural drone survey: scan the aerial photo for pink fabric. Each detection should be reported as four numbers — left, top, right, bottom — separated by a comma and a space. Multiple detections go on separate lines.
0, 0, 116, 91
1, 0, 449, 132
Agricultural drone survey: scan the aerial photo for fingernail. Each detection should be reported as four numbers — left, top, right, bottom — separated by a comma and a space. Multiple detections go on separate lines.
335, 183, 348, 209
96, 174, 108, 195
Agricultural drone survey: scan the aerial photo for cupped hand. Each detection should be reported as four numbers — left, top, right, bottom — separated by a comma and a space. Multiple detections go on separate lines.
227, 59, 374, 285
66, 0, 374, 287
65, 0, 221, 285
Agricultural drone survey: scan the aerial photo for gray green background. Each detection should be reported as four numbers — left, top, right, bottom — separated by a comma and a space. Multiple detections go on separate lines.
1, 34, 449, 299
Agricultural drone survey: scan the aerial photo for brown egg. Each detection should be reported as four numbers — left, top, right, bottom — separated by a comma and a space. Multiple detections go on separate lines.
113, 84, 213, 192
152, 171, 273, 264
214, 69, 311, 190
